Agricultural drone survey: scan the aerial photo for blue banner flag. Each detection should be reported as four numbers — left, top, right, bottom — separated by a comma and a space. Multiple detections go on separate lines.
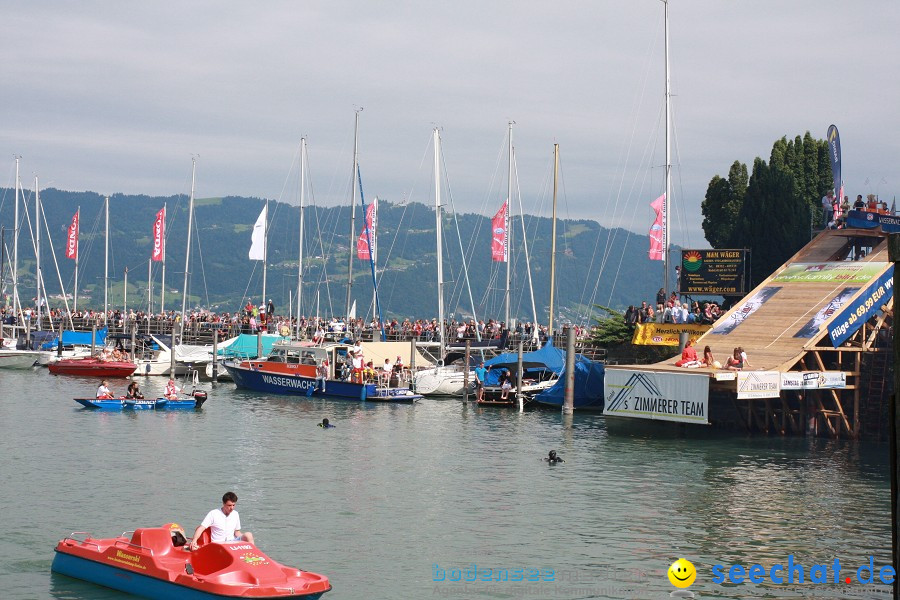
827, 124, 841, 196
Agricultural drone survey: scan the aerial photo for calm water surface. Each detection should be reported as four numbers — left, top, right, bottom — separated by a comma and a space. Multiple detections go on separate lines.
0, 369, 891, 599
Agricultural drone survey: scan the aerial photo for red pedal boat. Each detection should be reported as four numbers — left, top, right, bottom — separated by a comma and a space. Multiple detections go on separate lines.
51, 524, 331, 599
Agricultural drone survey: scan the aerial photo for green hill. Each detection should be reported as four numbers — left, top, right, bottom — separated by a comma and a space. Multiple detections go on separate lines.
0, 188, 676, 323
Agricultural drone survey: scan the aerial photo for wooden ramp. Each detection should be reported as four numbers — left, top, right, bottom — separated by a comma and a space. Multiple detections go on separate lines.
607, 228, 894, 438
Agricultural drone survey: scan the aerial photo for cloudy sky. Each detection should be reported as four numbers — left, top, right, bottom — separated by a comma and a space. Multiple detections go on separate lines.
3, 1, 898, 249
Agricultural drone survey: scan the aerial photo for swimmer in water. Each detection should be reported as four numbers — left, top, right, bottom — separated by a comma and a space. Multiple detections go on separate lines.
318, 418, 335, 429
543, 450, 564, 463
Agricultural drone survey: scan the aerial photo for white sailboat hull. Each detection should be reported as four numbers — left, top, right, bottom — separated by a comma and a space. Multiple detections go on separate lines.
414, 366, 474, 396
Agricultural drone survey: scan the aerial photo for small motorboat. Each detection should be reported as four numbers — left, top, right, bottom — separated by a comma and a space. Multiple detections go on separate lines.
51, 524, 331, 599
0, 349, 41, 369
49, 356, 137, 377
74, 390, 208, 410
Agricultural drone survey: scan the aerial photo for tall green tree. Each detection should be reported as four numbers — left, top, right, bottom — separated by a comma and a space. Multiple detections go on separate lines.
733, 158, 808, 288
701, 160, 747, 247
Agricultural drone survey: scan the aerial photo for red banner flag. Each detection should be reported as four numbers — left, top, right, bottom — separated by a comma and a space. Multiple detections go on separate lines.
491, 200, 508, 262
357, 201, 376, 260
152, 207, 165, 262
648, 193, 665, 260
65, 211, 79, 260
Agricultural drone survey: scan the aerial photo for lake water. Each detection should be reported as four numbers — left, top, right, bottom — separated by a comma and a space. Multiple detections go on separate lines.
0, 368, 892, 599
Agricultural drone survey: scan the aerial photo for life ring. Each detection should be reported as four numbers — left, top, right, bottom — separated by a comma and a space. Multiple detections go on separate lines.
279, 325, 291, 337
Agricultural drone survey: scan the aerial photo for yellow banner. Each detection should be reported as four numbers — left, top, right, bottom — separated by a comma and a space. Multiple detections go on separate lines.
631, 323, 711, 346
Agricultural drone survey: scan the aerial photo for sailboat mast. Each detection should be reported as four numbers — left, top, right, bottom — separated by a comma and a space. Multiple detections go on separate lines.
104, 195, 109, 322
181, 158, 196, 322
505, 122, 513, 327
549, 144, 559, 336
160, 202, 166, 315
346, 109, 360, 322
13, 157, 20, 327
261, 197, 268, 317
433, 128, 445, 359
663, 0, 671, 294
296, 137, 306, 339
35, 177, 42, 330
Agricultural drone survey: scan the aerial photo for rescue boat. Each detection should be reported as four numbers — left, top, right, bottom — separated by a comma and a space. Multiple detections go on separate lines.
51, 524, 331, 599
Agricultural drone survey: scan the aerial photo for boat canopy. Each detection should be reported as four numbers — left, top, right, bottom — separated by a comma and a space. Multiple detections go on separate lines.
216, 333, 280, 357
533, 355, 605, 409
482, 340, 565, 386
40, 328, 108, 350
483, 339, 564, 372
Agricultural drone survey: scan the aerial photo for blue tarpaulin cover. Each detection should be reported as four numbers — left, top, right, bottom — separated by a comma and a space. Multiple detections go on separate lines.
40, 328, 108, 350
534, 355, 605, 409
482, 340, 565, 385
217, 333, 280, 357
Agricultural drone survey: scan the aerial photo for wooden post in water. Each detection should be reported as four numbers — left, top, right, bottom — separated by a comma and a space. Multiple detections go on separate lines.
888, 232, 900, 600
130, 323, 136, 362
563, 325, 575, 414
257, 330, 263, 360
517, 340, 524, 412
409, 337, 416, 389
212, 329, 219, 380
90, 323, 96, 357
464, 340, 471, 402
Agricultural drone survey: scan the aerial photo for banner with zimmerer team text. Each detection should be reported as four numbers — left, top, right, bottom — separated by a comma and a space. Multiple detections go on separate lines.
631, 323, 711, 346
604, 369, 709, 424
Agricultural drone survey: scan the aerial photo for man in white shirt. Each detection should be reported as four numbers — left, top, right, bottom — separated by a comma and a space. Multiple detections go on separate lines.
190, 492, 254, 549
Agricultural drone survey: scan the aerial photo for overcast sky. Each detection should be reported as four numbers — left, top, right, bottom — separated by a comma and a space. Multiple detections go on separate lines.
3, 1, 898, 250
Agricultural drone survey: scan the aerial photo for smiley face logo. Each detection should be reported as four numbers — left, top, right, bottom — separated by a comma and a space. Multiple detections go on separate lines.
668, 558, 696, 588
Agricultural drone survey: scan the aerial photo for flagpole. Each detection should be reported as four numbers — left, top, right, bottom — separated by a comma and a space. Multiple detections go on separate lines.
434, 129, 445, 361
160, 202, 166, 315
104, 195, 109, 325
663, 0, 671, 295
181, 158, 196, 322
73, 207, 79, 314
147, 259, 152, 322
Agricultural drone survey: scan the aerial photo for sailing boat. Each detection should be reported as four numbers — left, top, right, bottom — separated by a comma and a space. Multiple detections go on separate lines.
414, 128, 498, 396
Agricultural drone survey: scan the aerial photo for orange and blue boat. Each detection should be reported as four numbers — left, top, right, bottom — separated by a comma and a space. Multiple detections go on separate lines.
51, 524, 331, 599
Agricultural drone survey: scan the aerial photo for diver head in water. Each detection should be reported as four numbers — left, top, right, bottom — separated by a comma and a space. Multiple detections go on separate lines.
318, 418, 335, 428
544, 450, 564, 463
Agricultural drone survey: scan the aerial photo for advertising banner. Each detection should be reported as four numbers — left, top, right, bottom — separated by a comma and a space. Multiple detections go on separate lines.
780, 371, 821, 390
793, 287, 859, 338
710, 287, 781, 335
737, 371, 781, 399
631, 323, 710, 346
828, 265, 893, 347
772, 262, 885, 284
678, 249, 748, 295
65, 212, 79, 260
604, 369, 709, 424
151, 207, 165, 262
648, 193, 665, 260
491, 200, 508, 262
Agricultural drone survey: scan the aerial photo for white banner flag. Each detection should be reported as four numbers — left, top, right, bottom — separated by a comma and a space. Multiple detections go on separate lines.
249, 205, 267, 260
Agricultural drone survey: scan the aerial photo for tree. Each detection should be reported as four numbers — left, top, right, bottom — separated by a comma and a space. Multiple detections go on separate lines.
701, 161, 747, 247
733, 158, 808, 288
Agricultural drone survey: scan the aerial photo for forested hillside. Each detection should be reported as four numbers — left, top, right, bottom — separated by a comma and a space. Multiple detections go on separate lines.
0, 188, 675, 323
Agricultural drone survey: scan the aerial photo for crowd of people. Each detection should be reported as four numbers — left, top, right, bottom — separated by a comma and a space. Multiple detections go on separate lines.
624, 289, 722, 327
823, 191, 893, 230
